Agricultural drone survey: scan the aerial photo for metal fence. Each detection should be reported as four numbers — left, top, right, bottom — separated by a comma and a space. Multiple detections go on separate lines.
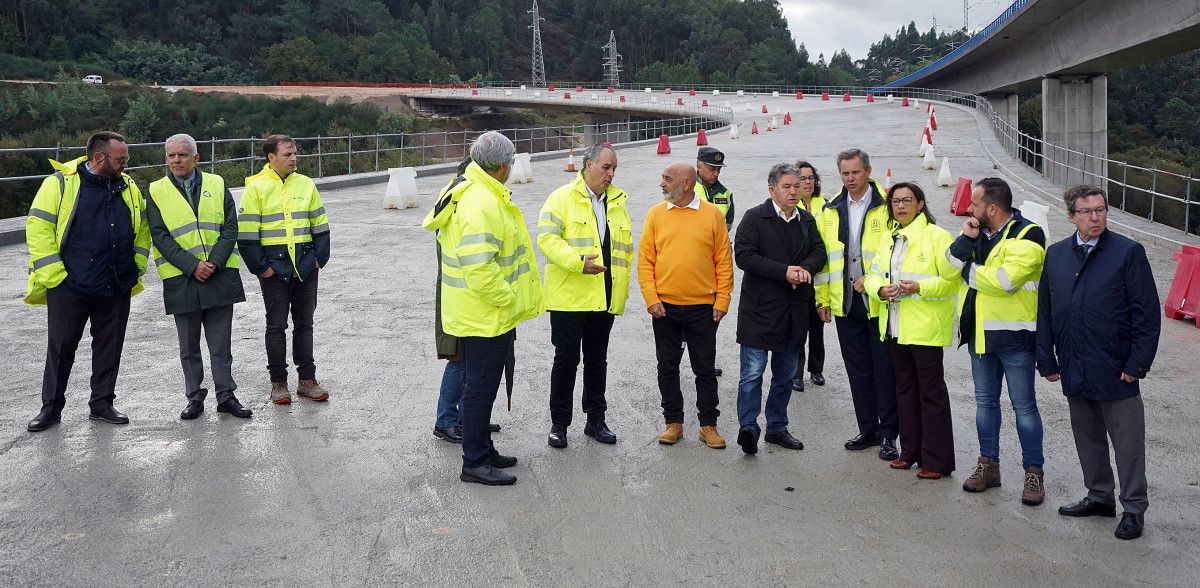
0, 114, 723, 219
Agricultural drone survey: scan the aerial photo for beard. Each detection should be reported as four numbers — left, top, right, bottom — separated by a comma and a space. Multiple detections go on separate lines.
661, 189, 681, 204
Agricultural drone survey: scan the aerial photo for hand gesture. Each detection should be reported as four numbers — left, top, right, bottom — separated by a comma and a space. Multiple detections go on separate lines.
963, 217, 981, 239
648, 303, 666, 318
582, 254, 607, 274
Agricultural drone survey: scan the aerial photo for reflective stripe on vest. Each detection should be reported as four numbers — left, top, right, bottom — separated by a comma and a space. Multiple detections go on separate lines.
148, 173, 241, 279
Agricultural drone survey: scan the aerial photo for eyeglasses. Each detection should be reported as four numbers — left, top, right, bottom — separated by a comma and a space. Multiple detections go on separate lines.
797, 176, 816, 182
1072, 207, 1108, 217
101, 153, 131, 165
891, 197, 917, 205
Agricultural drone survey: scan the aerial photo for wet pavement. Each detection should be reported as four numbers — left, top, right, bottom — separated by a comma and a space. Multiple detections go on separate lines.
1, 96, 1197, 586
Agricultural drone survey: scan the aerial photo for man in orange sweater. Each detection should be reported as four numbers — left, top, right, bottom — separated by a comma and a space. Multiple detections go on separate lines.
638, 162, 735, 448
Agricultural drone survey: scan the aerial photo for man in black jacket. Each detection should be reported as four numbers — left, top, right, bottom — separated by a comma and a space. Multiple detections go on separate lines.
733, 163, 826, 454
1037, 185, 1161, 540
147, 133, 251, 421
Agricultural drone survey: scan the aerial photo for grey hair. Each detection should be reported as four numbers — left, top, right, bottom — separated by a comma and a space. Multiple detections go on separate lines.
164, 133, 198, 155
1064, 185, 1108, 213
581, 143, 614, 170
469, 131, 516, 172
836, 148, 871, 170
767, 163, 800, 187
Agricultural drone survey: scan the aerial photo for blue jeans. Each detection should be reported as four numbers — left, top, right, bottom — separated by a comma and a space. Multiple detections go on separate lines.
737, 344, 798, 435
435, 359, 464, 429
969, 346, 1044, 468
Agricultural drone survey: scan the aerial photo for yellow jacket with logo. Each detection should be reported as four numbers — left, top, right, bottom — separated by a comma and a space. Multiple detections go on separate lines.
814, 178, 890, 318
863, 214, 958, 347
237, 165, 330, 282
24, 156, 150, 305
537, 173, 634, 314
423, 162, 544, 337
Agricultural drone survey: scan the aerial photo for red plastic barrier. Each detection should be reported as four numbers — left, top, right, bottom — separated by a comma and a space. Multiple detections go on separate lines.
656, 134, 671, 155
548, 84, 556, 91
471, 88, 479, 95
950, 177, 973, 216
843, 93, 851, 102
1165, 244, 1200, 327
607, 86, 615, 93
751, 122, 759, 134
930, 112, 939, 131
923, 126, 933, 145
677, 97, 684, 105
702, 99, 709, 106
696, 128, 708, 146
796, 91, 804, 100
665, 87, 673, 94
821, 93, 830, 101
866, 94, 875, 103
902, 97, 910, 107
575, 85, 583, 93
564, 92, 571, 99
761, 105, 768, 113
619, 95, 626, 102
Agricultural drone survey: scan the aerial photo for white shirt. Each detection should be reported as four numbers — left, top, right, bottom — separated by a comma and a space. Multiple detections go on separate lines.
1075, 232, 1099, 255
846, 191, 871, 281
666, 194, 702, 211
771, 200, 798, 223
585, 183, 607, 242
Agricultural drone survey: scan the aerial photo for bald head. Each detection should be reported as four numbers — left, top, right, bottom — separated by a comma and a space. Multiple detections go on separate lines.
660, 162, 697, 206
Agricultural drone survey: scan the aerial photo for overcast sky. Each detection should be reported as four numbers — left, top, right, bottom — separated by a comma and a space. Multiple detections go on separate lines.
779, 0, 1010, 62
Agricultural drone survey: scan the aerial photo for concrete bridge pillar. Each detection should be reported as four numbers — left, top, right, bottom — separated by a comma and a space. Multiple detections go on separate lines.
583, 112, 631, 146
986, 94, 1019, 130
1041, 75, 1108, 187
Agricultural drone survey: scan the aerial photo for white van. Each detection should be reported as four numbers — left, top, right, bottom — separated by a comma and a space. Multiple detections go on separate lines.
82, 75, 103, 85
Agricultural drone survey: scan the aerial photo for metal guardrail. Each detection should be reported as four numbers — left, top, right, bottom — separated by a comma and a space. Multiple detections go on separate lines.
878, 0, 1032, 90
412, 86, 735, 120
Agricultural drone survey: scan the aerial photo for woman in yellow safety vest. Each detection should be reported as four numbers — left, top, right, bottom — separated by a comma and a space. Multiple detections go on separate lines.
863, 182, 959, 480
792, 160, 829, 392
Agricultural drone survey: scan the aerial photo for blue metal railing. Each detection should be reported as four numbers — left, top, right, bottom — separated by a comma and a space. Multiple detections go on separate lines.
877, 0, 1033, 90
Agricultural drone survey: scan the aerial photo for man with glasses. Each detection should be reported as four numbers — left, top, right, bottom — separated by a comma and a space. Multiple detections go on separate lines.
25, 131, 152, 431
1037, 186, 1160, 540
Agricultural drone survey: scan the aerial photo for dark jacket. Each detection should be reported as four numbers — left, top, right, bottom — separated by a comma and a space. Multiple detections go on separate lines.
734, 198, 826, 351
147, 175, 246, 315
238, 227, 330, 282
1036, 229, 1160, 400
61, 164, 138, 297
825, 179, 887, 309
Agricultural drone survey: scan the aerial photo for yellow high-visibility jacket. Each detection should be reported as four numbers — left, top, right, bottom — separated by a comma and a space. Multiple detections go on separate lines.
863, 213, 958, 347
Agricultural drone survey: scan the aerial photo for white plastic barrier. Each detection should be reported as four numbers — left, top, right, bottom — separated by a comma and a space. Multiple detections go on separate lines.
712, 90, 721, 96
504, 90, 513, 96
520, 84, 527, 90
510, 153, 534, 184
771, 91, 780, 98
383, 167, 418, 209
1021, 200, 1050, 238
736, 90, 745, 96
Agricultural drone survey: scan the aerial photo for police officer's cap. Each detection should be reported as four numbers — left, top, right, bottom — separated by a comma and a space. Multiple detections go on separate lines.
697, 147, 727, 168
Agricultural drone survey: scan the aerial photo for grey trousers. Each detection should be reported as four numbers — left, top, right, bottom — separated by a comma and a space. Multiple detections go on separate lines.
1067, 395, 1148, 514
174, 305, 237, 403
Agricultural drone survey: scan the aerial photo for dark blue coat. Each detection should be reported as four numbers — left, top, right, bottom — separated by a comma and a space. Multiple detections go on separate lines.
1036, 229, 1161, 400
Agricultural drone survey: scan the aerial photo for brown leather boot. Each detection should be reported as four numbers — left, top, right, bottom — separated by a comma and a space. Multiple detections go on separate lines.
1021, 466, 1045, 506
962, 456, 1001, 492
297, 379, 329, 401
698, 425, 726, 449
657, 423, 683, 445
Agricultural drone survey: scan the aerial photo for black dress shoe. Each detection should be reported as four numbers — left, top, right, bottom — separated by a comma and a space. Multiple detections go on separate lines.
714, 368, 723, 377
489, 422, 502, 433
89, 407, 129, 425
547, 424, 568, 449
460, 464, 516, 486
765, 430, 805, 450
1058, 497, 1116, 518
180, 400, 204, 420
792, 377, 805, 392
491, 454, 518, 468
811, 373, 826, 386
878, 438, 899, 461
1115, 512, 1144, 540
584, 420, 617, 444
433, 425, 463, 443
737, 426, 759, 454
844, 433, 882, 451
27, 407, 61, 432
216, 397, 253, 418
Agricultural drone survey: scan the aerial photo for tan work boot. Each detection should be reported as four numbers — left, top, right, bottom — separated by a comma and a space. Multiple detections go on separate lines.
698, 425, 726, 449
1022, 466, 1045, 506
657, 423, 683, 445
962, 456, 1001, 492
297, 379, 329, 401
269, 382, 291, 405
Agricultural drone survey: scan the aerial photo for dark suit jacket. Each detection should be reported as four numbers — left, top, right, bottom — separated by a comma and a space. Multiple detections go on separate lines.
1036, 229, 1160, 400
734, 198, 826, 351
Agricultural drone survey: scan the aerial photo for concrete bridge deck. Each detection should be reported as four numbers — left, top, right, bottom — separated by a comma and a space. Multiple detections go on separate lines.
1, 96, 1197, 586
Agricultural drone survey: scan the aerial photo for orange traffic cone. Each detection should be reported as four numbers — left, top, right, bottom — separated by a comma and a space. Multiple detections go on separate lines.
751, 122, 759, 134
697, 128, 708, 146
565, 148, 576, 172
885, 168, 893, 189
761, 104, 768, 113
902, 96, 910, 107
656, 134, 671, 155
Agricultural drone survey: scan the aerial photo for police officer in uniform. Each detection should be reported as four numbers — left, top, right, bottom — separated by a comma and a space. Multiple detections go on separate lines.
696, 146, 734, 377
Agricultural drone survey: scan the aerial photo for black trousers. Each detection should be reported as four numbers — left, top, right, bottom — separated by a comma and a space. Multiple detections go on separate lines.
797, 302, 825, 376
889, 342, 955, 474
41, 285, 131, 411
461, 330, 514, 468
259, 270, 319, 383
652, 303, 720, 426
549, 310, 615, 427
833, 294, 898, 439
